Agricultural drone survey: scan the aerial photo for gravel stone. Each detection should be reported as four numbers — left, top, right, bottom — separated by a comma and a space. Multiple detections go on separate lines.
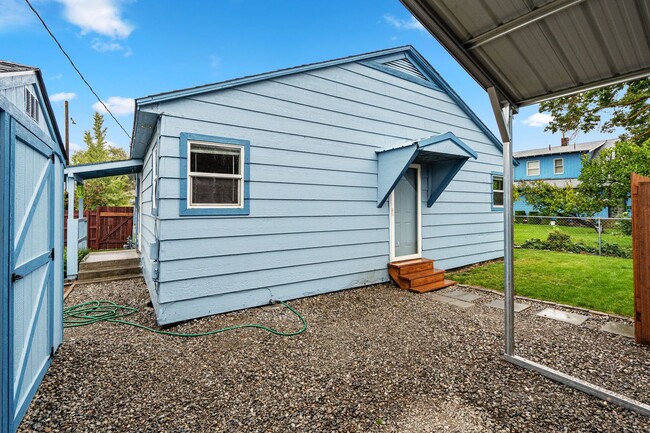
18, 279, 650, 432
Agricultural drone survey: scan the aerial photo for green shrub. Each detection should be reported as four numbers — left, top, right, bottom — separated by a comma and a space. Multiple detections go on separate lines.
617, 219, 632, 236
514, 210, 526, 223
600, 241, 632, 259
546, 229, 571, 250
521, 238, 546, 250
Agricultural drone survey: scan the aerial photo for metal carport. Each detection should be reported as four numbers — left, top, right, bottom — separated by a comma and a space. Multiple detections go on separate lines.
400, 0, 650, 416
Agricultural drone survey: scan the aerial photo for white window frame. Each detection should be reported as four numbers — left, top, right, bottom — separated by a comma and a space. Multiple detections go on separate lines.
492, 174, 504, 209
554, 158, 564, 175
526, 160, 540, 177
187, 140, 245, 209
389, 164, 422, 262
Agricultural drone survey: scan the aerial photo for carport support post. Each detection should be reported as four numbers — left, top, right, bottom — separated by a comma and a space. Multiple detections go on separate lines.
488, 87, 515, 355
65, 176, 78, 279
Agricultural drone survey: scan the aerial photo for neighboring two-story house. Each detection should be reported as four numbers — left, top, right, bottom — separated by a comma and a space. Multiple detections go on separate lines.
514, 137, 617, 217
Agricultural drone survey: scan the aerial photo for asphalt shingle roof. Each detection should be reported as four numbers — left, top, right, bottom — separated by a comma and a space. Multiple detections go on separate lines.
0, 61, 38, 74
514, 139, 617, 159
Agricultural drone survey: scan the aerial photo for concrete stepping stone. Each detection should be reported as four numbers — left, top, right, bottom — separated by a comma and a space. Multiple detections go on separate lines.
536, 308, 588, 325
486, 299, 530, 312
601, 322, 634, 338
444, 290, 481, 302
428, 293, 474, 309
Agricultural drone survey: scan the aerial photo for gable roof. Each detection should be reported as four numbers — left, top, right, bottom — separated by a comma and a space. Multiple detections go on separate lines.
131, 46, 505, 159
0, 60, 66, 160
0, 60, 38, 74
514, 139, 617, 158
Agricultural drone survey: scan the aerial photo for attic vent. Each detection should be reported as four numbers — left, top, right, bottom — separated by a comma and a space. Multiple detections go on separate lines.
381, 58, 428, 81
24, 88, 39, 123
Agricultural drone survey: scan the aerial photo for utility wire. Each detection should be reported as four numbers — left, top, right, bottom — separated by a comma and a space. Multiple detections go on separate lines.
25, 0, 132, 139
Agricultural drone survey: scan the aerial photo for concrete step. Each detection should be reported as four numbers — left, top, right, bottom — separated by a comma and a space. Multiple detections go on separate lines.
79, 257, 140, 271
75, 274, 144, 286
77, 265, 142, 281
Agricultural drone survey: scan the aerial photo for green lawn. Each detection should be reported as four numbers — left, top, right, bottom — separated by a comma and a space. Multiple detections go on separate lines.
514, 222, 632, 249
447, 249, 633, 317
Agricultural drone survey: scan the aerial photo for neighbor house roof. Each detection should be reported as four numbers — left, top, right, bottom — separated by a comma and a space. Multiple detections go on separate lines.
400, 0, 650, 107
131, 46, 505, 159
513, 139, 617, 158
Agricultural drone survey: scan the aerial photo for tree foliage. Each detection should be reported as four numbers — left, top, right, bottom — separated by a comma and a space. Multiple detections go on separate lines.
71, 113, 133, 210
540, 77, 650, 144
517, 181, 601, 217
578, 139, 650, 213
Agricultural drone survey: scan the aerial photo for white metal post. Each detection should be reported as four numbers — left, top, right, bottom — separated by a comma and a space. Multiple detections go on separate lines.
502, 104, 515, 356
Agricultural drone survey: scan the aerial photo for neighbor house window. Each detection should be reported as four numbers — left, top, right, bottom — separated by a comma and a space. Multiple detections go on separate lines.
526, 160, 540, 177
492, 175, 504, 208
24, 88, 39, 122
188, 141, 244, 207
554, 158, 564, 175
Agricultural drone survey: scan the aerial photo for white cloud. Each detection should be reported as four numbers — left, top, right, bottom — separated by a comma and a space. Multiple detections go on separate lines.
56, 0, 133, 38
383, 14, 425, 31
522, 113, 554, 127
0, 0, 34, 30
92, 96, 134, 116
91, 38, 133, 56
50, 92, 77, 102
68, 142, 82, 153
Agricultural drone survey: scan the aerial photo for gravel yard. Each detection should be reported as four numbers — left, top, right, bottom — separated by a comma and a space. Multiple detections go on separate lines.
19, 278, 650, 432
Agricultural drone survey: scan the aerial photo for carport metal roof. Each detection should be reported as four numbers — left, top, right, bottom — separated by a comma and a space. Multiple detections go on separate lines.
400, 0, 650, 417
401, 0, 650, 108
64, 159, 143, 182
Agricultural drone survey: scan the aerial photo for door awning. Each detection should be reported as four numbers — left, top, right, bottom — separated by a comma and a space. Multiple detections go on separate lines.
376, 132, 477, 207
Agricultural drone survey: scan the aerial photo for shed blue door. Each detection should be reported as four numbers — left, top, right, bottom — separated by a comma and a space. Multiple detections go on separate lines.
393, 166, 420, 259
6, 118, 56, 432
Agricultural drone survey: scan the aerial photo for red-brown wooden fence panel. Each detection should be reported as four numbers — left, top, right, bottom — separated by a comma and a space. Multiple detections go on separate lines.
632, 173, 650, 345
64, 206, 134, 250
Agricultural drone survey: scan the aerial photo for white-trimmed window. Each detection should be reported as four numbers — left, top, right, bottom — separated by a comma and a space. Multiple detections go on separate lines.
492, 175, 504, 208
554, 158, 564, 175
188, 141, 244, 208
526, 160, 540, 176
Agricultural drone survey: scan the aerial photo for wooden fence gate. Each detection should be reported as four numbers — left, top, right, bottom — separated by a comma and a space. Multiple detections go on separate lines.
632, 173, 650, 345
64, 206, 133, 250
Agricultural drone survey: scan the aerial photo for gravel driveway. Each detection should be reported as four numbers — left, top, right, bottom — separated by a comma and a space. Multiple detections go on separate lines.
19, 279, 650, 432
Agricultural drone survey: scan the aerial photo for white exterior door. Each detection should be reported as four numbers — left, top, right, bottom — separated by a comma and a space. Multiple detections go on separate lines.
390, 164, 421, 261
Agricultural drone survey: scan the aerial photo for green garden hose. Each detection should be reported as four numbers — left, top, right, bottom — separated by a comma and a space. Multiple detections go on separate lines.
63, 300, 307, 337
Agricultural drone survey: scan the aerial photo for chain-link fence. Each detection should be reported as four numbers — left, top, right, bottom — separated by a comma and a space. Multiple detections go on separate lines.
514, 214, 632, 258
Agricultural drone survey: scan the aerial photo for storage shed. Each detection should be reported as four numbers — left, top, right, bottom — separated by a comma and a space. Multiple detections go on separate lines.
130, 46, 506, 325
0, 62, 65, 433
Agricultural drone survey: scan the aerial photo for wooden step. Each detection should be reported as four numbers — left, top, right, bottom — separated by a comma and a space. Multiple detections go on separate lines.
77, 265, 142, 281
388, 258, 434, 273
408, 279, 457, 294
398, 269, 446, 287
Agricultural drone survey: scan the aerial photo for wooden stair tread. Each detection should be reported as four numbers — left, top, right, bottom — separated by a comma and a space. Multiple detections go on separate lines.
408, 279, 457, 294
388, 258, 433, 269
397, 268, 445, 281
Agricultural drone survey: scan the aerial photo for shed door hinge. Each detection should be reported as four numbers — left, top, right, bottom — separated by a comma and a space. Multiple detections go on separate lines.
11, 273, 23, 283
50, 153, 55, 163
50, 248, 55, 260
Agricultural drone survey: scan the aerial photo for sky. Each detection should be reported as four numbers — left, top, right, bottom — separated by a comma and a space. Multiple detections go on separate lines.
1, 0, 620, 156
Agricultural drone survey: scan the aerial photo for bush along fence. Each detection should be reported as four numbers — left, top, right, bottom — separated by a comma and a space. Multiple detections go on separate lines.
64, 206, 134, 250
513, 214, 632, 258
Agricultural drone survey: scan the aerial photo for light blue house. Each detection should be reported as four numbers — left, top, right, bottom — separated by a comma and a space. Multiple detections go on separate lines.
1, 61, 66, 433
514, 138, 617, 217
129, 46, 507, 325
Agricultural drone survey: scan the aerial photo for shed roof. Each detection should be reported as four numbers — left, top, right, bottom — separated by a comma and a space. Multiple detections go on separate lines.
0, 60, 37, 74
513, 138, 617, 158
400, 0, 650, 107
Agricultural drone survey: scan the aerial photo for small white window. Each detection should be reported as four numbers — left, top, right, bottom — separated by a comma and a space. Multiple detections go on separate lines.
188, 141, 244, 207
492, 175, 504, 208
24, 88, 39, 122
526, 160, 540, 177
554, 158, 564, 175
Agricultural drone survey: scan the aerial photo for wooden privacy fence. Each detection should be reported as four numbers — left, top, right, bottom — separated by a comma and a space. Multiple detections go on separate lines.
64, 206, 134, 250
632, 173, 650, 345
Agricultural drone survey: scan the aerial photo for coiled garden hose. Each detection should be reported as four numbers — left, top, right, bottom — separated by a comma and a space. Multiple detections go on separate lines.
63, 300, 307, 337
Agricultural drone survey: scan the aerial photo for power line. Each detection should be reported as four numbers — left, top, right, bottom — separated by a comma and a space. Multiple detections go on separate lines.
24, 0, 132, 139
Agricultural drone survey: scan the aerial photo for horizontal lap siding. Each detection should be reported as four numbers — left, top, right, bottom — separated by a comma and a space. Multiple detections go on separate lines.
139, 135, 157, 291
152, 61, 503, 322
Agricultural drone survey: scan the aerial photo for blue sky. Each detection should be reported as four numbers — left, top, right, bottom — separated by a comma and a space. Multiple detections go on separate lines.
1, 0, 618, 155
